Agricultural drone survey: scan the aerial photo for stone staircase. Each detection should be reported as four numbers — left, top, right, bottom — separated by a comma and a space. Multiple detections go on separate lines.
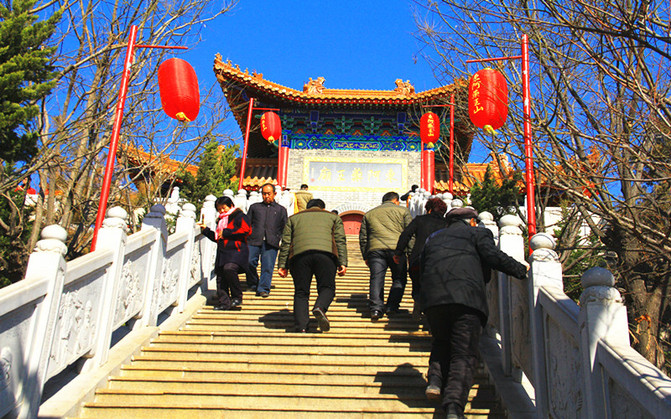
74, 238, 505, 418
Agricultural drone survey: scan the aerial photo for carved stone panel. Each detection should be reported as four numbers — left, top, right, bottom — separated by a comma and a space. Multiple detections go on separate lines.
0, 303, 34, 417
608, 376, 653, 419
48, 285, 97, 378
511, 279, 532, 374
189, 243, 202, 287
546, 316, 583, 418
113, 259, 143, 328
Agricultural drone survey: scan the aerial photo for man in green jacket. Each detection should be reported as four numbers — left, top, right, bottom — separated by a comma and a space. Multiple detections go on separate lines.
359, 191, 413, 320
278, 199, 347, 333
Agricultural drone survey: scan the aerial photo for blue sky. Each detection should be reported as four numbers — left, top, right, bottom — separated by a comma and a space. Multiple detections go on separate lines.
183, 1, 438, 95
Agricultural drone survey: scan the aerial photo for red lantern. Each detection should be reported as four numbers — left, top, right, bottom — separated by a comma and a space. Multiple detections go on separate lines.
420, 112, 440, 144
468, 68, 508, 134
158, 58, 200, 122
261, 112, 281, 142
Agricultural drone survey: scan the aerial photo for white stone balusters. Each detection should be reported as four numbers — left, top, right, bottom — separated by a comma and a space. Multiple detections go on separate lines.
579, 267, 629, 419
478, 211, 498, 245
86, 207, 128, 370
175, 203, 197, 312
139, 205, 168, 327
497, 215, 526, 379
527, 232, 562, 418
18, 225, 68, 418
199, 196, 217, 287
234, 189, 248, 213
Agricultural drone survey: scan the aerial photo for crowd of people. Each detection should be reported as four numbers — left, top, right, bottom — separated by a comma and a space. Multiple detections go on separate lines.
197, 183, 528, 419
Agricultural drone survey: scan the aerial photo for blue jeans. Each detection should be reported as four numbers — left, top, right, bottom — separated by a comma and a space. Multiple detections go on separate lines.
367, 249, 407, 312
247, 242, 278, 293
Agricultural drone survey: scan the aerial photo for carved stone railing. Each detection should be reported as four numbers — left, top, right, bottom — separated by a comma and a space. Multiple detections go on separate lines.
0, 199, 217, 419
480, 211, 671, 418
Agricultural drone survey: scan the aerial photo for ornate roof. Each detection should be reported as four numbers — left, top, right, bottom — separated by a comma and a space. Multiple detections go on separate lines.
214, 55, 466, 106
214, 57, 470, 158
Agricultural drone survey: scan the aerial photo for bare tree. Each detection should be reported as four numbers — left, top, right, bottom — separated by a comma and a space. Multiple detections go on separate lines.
414, 0, 671, 370
3, 0, 238, 259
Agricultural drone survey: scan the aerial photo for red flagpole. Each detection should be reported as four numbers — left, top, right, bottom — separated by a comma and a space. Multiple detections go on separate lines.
521, 34, 536, 237
238, 98, 255, 190
449, 92, 455, 195
90, 25, 138, 251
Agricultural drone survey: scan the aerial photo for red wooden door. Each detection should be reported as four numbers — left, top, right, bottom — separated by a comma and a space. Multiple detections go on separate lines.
341, 212, 363, 235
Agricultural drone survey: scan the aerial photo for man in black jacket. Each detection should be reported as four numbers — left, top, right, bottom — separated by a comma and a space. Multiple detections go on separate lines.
246, 183, 288, 297
420, 207, 528, 419
394, 197, 448, 317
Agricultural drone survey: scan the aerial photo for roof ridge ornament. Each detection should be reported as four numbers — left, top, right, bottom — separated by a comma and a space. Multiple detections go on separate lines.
394, 79, 415, 95
303, 76, 325, 94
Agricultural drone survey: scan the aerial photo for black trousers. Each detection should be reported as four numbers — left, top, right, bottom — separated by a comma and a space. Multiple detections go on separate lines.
289, 251, 337, 329
367, 249, 407, 312
215, 262, 243, 308
424, 304, 482, 410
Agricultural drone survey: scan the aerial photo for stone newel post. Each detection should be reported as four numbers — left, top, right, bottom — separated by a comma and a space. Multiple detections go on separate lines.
497, 214, 525, 377
140, 204, 168, 327
175, 203, 197, 312
20, 225, 68, 418
87, 207, 128, 370
579, 267, 629, 419
528, 232, 563, 418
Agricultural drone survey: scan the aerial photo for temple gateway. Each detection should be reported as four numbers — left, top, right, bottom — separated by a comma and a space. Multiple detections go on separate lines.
213, 56, 501, 214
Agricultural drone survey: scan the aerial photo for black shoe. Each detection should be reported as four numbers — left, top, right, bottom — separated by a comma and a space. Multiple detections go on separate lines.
256, 291, 269, 298
213, 304, 230, 311
425, 383, 441, 401
313, 307, 330, 332
445, 403, 464, 419
287, 326, 308, 333
386, 308, 409, 316
426, 375, 442, 400
231, 299, 242, 308
371, 310, 382, 321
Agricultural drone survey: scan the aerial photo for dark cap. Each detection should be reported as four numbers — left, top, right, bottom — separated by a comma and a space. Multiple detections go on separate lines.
445, 207, 478, 220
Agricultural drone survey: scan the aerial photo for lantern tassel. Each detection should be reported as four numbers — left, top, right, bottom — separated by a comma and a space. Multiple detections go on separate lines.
484, 125, 497, 136
176, 112, 191, 122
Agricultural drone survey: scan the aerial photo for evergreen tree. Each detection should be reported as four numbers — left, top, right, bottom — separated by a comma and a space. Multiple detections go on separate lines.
0, 0, 61, 163
190, 139, 239, 203
469, 166, 523, 221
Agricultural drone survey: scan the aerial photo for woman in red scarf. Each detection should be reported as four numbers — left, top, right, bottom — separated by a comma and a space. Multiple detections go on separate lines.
199, 196, 252, 310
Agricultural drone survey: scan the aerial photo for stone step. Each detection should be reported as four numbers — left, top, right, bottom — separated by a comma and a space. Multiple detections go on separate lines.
73, 251, 505, 418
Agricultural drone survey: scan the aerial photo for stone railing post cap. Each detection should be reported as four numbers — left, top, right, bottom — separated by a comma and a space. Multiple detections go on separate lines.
530, 232, 556, 250
106, 206, 128, 220
500, 214, 522, 227
149, 204, 166, 214
581, 267, 615, 288
478, 211, 494, 222
41, 224, 67, 242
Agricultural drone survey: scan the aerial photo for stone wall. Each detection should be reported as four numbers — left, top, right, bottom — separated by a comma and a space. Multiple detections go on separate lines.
286, 148, 421, 211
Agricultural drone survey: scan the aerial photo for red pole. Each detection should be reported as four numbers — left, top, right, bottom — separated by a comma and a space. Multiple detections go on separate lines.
420, 143, 425, 190
238, 98, 254, 190
426, 148, 435, 194
91, 25, 138, 251
449, 92, 455, 195
521, 34, 537, 237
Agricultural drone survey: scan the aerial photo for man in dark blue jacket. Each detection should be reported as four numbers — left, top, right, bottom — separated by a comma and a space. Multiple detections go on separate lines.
420, 207, 528, 419
246, 183, 288, 297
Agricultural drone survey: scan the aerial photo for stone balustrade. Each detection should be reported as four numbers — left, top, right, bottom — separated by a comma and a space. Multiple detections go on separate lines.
482, 211, 671, 418
0, 201, 216, 418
